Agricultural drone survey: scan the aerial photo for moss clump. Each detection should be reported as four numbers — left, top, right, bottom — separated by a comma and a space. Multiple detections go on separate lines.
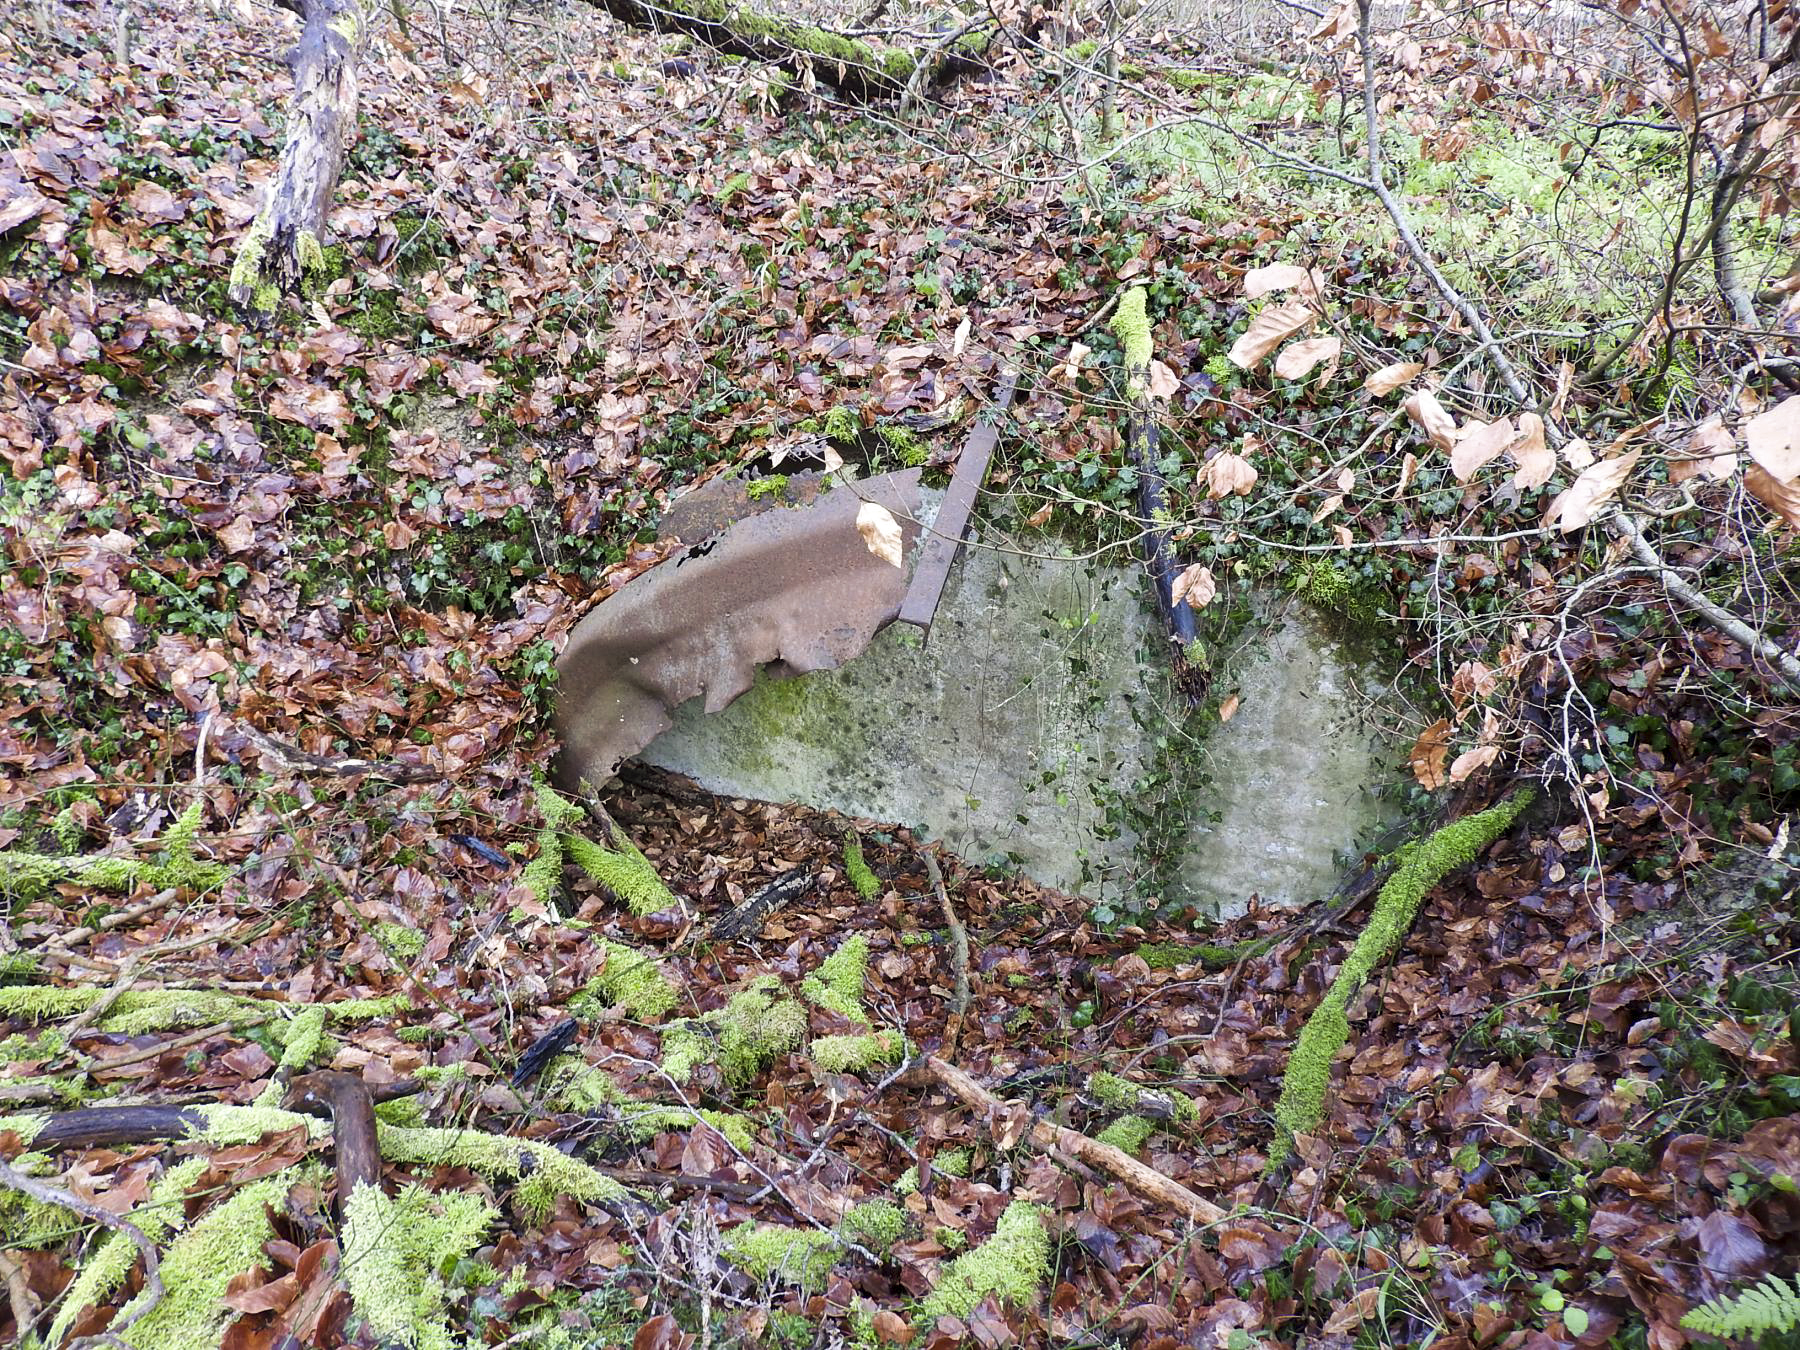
577, 939, 678, 1022
0, 799, 223, 901
1109, 285, 1154, 394
565, 833, 677, 917
1269, 791, 1533, 1166
195, 1103, 332, 1145
840, 1200, 905, 1256
920, 1200, 1051, 1320
342, 1182, 496, 1350
1088, 1071, 1199, 1122
894, 1146, 971, 1195
842, 833, 880, 900
228, 212, 279, 313
543, 1053, 625, 1111
377, 922, 426, 960
1094, 1114, 1156, 1154
660, 1020, 711, 1085
377, 1124, 631, 1223
1136, 937, 1275, 970
800, 935, 871, 1024
810, 1030, 904, 1073
1288, 557, 1382, 629
822, 403, 860, 442
876, 424, 927, 468
719, 977, 808, 1082
721, 1223, 841, 1286
46, 1156, 209, 1346
616, 1104, 754, 1153
113, 1169, 296, 1350
0, 1151, 80, 1248
254, 1005, 331, 1105
0, 1111, 47, 1144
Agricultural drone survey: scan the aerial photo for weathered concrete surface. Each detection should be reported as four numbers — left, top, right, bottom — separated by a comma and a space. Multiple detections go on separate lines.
1176, 606, 1399, 914
635, 538, 1404, 914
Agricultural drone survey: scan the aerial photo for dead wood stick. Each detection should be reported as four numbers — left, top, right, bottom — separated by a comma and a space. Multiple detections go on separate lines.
284, 1071, 380, 1212
0, 1157, 164, 1340
0, 1249, 33, 1345
62, 961, 141, 1037
922, 850, 969, 1060
78, 1020, 255, 1076
924, 1056, 1229, 1226
589, 1165, 762, 1200
43, 888, 182, 951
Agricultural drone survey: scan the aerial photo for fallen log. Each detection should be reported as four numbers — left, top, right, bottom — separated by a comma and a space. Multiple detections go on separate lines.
577, 0, 993, 102
924, 1056, 1228, 1226
229, 0, 374, 316
284, 1071, 381, 1205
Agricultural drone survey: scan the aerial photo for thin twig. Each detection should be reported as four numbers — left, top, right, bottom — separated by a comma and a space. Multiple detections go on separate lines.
922, 848, 970, 1059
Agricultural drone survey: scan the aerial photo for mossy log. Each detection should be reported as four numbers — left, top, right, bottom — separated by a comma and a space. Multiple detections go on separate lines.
228, 0, 372, 316
576, 0, 991, 102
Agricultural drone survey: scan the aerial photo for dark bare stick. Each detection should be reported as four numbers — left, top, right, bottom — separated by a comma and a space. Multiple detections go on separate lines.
922, 850, 969, 1060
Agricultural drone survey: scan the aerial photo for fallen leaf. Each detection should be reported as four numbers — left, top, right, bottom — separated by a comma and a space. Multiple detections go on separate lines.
1451, 416, 1515, 482
1409, 718, 1452, 790
1324, 1287, 1382, 1334
1275, 335, 1342, 380
1404, 390, 1457, 452
1545, 450, 1641, 531
1671, 416, 1737, 483
0, 188, 49, 234
857, 502, 905, 568
1364, 361, 1423, 395
1747, 464, 1800, 527
1061, 342, 1091, 383
1171, 564, 1217, 610
952, 316, 971, 358
1744, 394, 1800, 483
1147, 359, 1180, 399
1228, 300, 1316, 370
1203, 451, 1258, 498
872, 1309, 915, 1345
1398, 451, 1419, 492
1509, 413, 1554, 490
1311, 493, 1343, 522
1242, 262, 1324, 300
1449, 744, 1499, 782
1219, 693, 1240, 722
1562, 436, 1595, 470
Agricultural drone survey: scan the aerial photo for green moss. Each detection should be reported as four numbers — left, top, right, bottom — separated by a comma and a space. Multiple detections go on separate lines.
577, 938, 678, 1022
565, 833, 677, 916
1088, 1071, 1199, 1122
840, 1200, 905, 1256
543, 1053, 624, 1111
377, 922, 426, 959
719, 976, 808, 1082
822, 404, 860, 442
616, 1104, 754, 1153
875, 424, 927, 468
47, 1156, 210, 1345
0, 1151, 80, 1248
721, 1223, 841, 1286
660, 1020, 711, 1085
342, 1182, 496, 1350
254, 1005, 331, 1105
228, 212, 276, 312
1094, 1114, 1156, 1154
195, 1103, 331, 1146
843, 833, 880, 900
1269, 790, 1534, 1166
800, 935, 871, 1024
745, 474, 789, 501
1288, 558, 1382, 629
810, 1030, 904, 1072
377, 1124, 631, 1223
0, 800, 223, 901
894, 1146, 970, 1195
0, 1111, 47, 1144
1109, 286, 1153, 393
113, 1169, 297, 1350
919, 1200, 1051, 1320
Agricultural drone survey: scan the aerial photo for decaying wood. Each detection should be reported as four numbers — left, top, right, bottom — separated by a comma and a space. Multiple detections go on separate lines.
924, 1056, 1229, 1226
1121, 382, 1199, 668
228, 0, 374, 316
710, 865, 815, 941
284, 1071, 381, 1206
589, 1165, 762, 1200
18, 1081, 421, 1153
921, 851, 970, 1059
239, 723, 443, 783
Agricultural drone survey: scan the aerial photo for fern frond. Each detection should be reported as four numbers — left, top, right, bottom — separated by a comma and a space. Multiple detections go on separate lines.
1683, 1273, 1800, 1340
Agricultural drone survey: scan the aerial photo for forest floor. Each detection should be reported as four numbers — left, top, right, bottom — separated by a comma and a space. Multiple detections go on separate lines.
2, 0, 1799, 1347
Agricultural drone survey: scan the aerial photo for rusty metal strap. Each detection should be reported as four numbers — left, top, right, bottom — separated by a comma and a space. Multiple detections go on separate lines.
897, 368, 1018, 633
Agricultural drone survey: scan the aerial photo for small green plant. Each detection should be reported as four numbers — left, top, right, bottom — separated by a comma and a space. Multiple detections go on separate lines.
1683, 1273, 1800, 1339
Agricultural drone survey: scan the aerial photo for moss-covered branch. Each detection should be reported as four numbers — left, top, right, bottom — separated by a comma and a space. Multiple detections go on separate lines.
1268, 790, 1534, 1167
0, 800, 223, 902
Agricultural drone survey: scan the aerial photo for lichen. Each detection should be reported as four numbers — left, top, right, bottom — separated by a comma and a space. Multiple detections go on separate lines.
719, 976, 808, 1082
565, 834, 677, 917
810, 1030, 904, 1073
840, 1200, 905, 1256
919, 1200, 1051, 1320
842, 833, 880, 900
1109, 285, 1154, 393
377, 1124, 631, 1223
46, 1156, 209, 1347
1094, 1114, 1156, 1154
112, 1169, 296, 1350
1269, 790, 1534, 1167
577, 938, 678, 1022
800, 935, 871, 1024
721, 1222, 841, 1286
342, 1182, 495, 1350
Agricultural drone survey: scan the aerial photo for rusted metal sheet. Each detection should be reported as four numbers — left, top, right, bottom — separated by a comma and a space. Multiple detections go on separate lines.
896, 369, 1017, 634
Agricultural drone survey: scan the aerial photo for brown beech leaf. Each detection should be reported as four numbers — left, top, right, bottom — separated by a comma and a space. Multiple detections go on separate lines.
1509, 412, 1554, 490
1448, 744, 1499, 783
1364, 361, 1423, 396
1171, 564, 1217, 610
1746, 464, 1800, 527
1203, 451, 1258, 498
872, 1309, 916, 1345
633, 1314, 692, 1350
1671, 415, 1738, 483
1409, 718, 1452, 790
1242, 262, 1324, 300
1404, 390, 1457, 452
1147, 359, 1180, 400
856, 502, 905, 568
1545, 450, 1641, 531
1398, 451, 1420, 493
1451, 416, 1515, 482
1228, 300, 1316, 370
1323, 1287, 1382, 1334
1275, 335, 1342, 380
1219, 693, 1240, 722
1745, 393, 1800, 484
1562, 436, 1595, 470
